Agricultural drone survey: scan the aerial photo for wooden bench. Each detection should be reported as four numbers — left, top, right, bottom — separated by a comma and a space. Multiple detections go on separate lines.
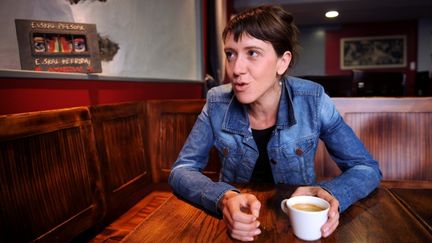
1, 97, 431, 242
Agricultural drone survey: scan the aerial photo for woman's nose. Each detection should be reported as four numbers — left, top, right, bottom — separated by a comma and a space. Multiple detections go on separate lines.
232, 57, 246, 76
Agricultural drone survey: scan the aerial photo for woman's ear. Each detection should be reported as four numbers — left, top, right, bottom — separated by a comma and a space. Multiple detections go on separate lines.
277, 51, 292, 76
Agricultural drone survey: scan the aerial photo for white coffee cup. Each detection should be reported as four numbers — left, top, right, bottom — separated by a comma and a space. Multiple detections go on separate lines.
281, 196, 330, 241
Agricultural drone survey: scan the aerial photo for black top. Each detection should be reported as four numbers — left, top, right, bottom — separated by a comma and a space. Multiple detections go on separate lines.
250, 126, 275, 184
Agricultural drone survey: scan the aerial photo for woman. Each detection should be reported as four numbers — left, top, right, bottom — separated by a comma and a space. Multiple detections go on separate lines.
169, 5, 382, 242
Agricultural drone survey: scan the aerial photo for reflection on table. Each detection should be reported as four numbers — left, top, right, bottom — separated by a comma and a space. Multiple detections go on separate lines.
390, 188, 432, 233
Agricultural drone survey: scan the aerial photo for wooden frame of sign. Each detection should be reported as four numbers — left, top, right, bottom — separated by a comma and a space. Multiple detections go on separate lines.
15, 19, 102, 73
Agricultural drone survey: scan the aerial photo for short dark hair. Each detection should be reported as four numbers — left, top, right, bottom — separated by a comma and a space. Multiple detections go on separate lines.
222, 5, 300, 68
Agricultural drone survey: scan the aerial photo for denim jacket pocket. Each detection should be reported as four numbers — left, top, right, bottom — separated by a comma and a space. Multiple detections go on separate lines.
272, 137, 315, 184
214, 138, 244, 182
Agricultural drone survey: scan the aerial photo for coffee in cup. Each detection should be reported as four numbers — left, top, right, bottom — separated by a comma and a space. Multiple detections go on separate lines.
281, 196, 330, 241
291, 203, 325, 212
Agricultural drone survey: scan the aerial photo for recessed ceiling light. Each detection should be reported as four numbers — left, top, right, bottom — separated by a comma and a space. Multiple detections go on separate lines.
325, 10, 339, 18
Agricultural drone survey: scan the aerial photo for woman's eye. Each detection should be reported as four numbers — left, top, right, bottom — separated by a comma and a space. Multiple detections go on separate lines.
248, 50, 258, 57
225, 51, 235, 61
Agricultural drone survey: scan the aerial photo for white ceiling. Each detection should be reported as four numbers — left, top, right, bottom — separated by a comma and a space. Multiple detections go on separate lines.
233, 0, 432, 26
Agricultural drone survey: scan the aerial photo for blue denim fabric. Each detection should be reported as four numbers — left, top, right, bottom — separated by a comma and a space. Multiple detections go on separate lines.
169, 76, 382, 215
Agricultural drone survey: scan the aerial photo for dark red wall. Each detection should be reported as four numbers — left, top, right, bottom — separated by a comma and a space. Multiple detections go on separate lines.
325, 21, 418, 95
0, 77, 203, 115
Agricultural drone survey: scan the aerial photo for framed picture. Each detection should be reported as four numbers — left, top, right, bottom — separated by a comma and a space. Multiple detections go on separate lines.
15, 19, 102, 73
340, 35, 406, 70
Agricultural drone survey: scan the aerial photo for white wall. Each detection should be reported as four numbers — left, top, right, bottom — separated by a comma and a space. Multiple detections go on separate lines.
0, 0, 203, 81
0, 0, 73, 71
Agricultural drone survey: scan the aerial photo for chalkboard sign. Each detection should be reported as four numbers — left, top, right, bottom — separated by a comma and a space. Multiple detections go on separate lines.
15, 19, 102, 73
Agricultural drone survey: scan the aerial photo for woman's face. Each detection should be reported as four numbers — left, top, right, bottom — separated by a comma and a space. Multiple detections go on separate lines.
224, 33, 291, 104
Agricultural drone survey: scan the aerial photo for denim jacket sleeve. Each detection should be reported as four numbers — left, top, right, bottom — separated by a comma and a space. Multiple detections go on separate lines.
168, 102, 238, 216
317, 93, 382, 212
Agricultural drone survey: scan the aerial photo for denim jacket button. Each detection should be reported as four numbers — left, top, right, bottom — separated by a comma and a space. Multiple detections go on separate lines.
223, 148, 229, 156
270, 159, 277, 165
295, 148, 303, 156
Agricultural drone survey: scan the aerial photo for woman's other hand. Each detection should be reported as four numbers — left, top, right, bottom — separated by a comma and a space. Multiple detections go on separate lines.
219, 191, 262, 241
291, 186, 340, 237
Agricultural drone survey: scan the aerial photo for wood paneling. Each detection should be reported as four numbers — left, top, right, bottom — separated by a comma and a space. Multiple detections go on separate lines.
0, 107, 103, 243
90, 102, 153, 222
315, 97, 432, 181
146, 100, 220, 183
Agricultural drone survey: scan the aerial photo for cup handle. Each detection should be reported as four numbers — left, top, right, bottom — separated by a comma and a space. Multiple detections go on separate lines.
281, 199, 289, 214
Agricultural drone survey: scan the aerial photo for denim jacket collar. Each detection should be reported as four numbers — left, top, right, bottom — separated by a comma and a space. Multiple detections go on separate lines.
222, 96, 250, 136
277, 78, 297, 129
222, 77, 297, 135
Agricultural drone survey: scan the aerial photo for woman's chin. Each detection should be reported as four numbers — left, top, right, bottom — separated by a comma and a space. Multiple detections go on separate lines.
235, 94, 255, 104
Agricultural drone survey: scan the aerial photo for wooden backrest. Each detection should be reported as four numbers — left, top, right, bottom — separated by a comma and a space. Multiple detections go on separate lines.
146, 98, 432, 183
146, 100, 220, 183
0, 107, 103, 242
352, 70, 406, 96
315, 97, 432, 181
90, 102, 153, 221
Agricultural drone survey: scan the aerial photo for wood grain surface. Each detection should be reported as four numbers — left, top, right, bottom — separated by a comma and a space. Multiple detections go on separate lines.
122, 184, 432, 242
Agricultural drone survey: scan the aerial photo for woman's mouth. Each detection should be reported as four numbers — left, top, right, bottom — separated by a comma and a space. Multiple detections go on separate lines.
233, 82, 248, 92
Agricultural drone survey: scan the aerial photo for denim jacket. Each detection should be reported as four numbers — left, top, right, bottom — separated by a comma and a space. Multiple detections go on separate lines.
169, 76, 382, 216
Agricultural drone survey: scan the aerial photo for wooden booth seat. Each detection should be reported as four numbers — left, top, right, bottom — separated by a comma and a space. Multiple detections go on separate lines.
0, 103, 154, 243
314, 98, 432, 181
1, 97, 431, 242
146, 100, 220, 183
90, 102, 153, 223
0, 107, 104, 242
145, 98, 432, 182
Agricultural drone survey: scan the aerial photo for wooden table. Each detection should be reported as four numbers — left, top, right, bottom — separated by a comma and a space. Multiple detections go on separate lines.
390, 188, 432, 233
122, 183, 432, 242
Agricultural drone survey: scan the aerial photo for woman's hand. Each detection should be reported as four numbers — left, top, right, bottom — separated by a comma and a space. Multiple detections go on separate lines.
219, 191, 262, 241
291, 186, 340, 237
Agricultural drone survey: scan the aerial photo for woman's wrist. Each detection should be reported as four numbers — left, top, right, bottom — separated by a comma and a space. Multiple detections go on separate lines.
218, 190, 239, 211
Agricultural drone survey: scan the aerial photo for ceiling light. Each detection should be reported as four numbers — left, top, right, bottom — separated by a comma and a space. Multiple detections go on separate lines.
325, 10, 339, 18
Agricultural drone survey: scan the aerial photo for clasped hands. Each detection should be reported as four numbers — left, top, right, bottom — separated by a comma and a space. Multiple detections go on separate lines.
219, 186, 340, 241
